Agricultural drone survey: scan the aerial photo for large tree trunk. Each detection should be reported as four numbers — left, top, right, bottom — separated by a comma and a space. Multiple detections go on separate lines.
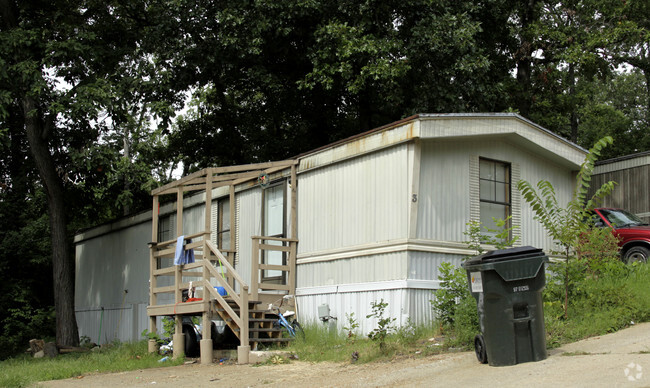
568, 63, 579, 143
514, 0, 539, 118
21, 97, 79, 347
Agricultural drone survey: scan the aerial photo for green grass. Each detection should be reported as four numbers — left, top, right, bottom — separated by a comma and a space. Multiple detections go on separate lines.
0, 341, 183, 388
4, 264, 650, 385
269, 320, 443, 364
544, 262, 650, 348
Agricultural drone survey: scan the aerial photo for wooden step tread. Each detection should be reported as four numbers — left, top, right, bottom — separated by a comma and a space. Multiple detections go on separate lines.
250, 337, 293, 343
215, 308, 269, 314
249, 318, 277, 323
248, 327, 283, 333
223, 299, 262, 305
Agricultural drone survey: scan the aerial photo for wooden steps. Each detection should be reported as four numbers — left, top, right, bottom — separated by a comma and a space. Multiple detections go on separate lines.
211, 298, 291, 349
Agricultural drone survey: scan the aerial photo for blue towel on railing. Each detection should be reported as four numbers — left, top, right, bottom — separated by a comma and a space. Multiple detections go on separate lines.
174, 236, 195, 265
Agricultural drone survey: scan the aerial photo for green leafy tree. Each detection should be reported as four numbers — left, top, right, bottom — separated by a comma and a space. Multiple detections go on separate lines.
578, 71, 650, 158
517, 136, 617, 318
0, 0, 176, 348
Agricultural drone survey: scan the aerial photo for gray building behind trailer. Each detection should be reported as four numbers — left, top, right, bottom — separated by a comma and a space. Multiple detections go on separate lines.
591, 151, 650, 222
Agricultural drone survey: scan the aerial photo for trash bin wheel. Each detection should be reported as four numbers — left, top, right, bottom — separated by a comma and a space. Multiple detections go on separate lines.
474, 334, 488, 364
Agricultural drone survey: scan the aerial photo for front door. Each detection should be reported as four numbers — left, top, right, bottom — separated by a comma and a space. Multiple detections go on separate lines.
262, 183, 286, 283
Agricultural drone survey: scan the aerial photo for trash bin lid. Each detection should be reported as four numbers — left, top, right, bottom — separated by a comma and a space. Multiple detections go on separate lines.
465, 246, 545, 265
462, 246, 548, 281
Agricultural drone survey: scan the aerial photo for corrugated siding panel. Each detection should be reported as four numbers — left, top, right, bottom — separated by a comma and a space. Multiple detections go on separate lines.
417, 141, 472, 242
298, 144, 410, 254
75, 303, 148, 345
181, 204, 204, 236
236, 188, 262, 286
296, 288, 409, 335
518, 150, 574, 250
75, 221, 151, 309
296, 287, 439, 334
297, 251, 407, 288
591, 165, 650, 221
594, 154, 650, 174
407, 251, 463, 281
419, 117, 585, 166
408, 289, 437, 325
417, 139, 575, 251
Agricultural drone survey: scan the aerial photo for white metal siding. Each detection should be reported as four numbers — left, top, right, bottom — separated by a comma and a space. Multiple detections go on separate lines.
298, 144, 410, 255
419, 116, 585, 167
408, 289, 437, 326
417, 138, 575, 251
407, 251, 464, 281
296, 286, 438, 334
296, 251, 407, 288
296, 288, 409, 335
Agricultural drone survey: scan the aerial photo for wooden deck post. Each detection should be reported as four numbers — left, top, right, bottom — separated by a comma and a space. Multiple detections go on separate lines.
237, 285, 250, 364
173, 315, 184, 359
200, 310, 213, 365
201, 171, 214, 364
229, 184, 236, 289
148, 195, 159, 354
172, 187, 184, 359
251, 238, 260, 301
290, 164, 297, 297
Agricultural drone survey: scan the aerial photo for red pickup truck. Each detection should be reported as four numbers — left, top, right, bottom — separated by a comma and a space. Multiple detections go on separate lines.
591, 208, 650, 264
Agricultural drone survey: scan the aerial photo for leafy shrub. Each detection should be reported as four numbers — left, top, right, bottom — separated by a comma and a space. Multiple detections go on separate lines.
431, 262, 470, 326
366, 299, 396, 351
343, 312, 359, 342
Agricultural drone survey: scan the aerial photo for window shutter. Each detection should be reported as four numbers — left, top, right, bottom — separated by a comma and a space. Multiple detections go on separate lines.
511, 162, 522, 245
469, 155, 480, 222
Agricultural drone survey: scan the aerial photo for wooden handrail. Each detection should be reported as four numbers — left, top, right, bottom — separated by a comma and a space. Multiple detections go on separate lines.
201, 256, 241, 307
250, 236, 297, 300
251, 236, 298, 243
202, 279, 242, 328
206, 240, 248, 287
154, 231, 210, 248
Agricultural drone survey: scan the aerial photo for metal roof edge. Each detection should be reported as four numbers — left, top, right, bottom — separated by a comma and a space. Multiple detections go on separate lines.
417, 112, 588, 154
292, 113, 588, 164
595, 150, 650, 166
74, 209, 152, 244
292, 114, 420, 160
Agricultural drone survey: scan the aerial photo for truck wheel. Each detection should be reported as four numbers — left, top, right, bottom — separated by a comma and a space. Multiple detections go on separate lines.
474, 334, 488, 364
624, 246, 650, 264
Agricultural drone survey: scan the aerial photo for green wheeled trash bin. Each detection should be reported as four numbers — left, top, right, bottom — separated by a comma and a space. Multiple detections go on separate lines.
462, 246, 549, 366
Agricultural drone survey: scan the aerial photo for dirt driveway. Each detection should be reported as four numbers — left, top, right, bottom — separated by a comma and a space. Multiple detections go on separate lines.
38, 322, 650, 388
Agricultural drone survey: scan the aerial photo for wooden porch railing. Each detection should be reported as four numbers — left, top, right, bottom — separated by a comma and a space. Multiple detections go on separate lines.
148, 232, 249, 348
250, 236, 298, 301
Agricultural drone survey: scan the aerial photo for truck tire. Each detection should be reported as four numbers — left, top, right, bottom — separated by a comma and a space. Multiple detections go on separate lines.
624, 246, 650, 264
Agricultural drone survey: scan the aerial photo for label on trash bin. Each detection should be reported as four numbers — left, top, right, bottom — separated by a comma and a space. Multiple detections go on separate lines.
470, 272, 483, 293
513, 285, 530, 292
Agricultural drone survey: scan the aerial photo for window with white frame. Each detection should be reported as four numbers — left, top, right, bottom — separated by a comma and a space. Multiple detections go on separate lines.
479, 158, 511, 237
